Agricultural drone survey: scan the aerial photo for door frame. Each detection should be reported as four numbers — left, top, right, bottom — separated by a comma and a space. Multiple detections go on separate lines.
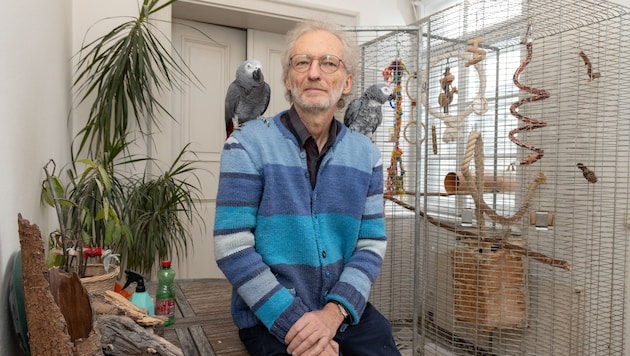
172, 0, 359, 34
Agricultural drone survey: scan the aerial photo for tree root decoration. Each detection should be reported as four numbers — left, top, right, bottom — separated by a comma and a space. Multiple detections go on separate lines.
508, 31, 549, 165
383, 194, 570, 270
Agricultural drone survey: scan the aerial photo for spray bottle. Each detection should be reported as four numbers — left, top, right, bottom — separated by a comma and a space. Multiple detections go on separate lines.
123, 270, 155, 316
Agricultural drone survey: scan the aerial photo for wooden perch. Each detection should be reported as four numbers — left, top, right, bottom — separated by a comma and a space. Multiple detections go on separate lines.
466, 236, 572, 271
383, 195, 571, 271
384, 193, 479, 238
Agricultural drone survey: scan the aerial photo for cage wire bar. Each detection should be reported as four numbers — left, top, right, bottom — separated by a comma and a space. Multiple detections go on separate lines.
345, 0, 630, 354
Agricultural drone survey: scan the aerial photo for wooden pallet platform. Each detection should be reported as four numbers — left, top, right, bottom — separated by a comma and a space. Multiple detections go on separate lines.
147, 278, 248, 356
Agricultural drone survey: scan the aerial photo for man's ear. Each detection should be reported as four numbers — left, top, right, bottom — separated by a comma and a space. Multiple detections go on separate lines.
342, 74, 353, 94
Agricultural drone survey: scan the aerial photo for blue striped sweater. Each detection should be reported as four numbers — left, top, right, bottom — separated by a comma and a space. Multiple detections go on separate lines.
213, 111, 386, 343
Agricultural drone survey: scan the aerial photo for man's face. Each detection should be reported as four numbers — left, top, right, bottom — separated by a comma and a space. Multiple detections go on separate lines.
285, 30, 352, 113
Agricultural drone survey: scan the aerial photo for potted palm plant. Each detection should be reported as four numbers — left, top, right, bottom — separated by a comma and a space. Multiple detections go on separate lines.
42, 0, 204, 278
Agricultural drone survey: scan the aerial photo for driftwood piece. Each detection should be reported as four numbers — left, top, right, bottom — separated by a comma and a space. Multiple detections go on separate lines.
104, 290, 167, 328
18, 213, 102, 355
97, 315, 183, 356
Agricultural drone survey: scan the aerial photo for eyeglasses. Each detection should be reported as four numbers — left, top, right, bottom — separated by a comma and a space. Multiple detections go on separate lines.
289, 54, 345, 74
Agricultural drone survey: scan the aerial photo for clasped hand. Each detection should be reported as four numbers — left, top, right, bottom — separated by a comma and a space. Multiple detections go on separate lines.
285, 304, 344, 356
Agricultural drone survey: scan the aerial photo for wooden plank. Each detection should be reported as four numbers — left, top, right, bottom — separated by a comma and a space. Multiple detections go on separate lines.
176, 327, 198, 356
149, 279, 248, 355
190, 325, 216, 355
175, 281, 196, 318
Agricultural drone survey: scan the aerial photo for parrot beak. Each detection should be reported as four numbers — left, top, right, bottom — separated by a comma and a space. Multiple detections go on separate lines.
253, 68, 263, 83
387, 92, 396, 101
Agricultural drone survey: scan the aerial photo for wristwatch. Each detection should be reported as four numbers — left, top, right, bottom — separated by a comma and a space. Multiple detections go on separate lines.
331, 301, 351, 323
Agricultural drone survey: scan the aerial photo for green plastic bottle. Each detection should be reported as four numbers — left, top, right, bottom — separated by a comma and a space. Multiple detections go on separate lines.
155, 260, 176, 326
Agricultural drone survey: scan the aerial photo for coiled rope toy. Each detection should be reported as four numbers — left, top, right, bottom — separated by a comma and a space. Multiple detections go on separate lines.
508, 24, 550, 165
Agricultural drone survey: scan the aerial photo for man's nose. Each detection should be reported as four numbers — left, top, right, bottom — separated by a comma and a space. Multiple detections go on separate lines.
307, 60, 322, 78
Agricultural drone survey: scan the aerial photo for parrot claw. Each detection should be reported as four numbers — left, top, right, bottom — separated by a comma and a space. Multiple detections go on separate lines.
232, 116, 241, 131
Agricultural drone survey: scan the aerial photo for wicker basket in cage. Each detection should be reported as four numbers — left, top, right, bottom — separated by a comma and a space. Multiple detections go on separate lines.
451, 243, 528, 329
80, 264, 120, 296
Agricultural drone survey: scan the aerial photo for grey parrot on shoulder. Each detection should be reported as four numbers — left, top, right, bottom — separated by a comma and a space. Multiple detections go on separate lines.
224, 59, 271, 138
343, 83, 395, 139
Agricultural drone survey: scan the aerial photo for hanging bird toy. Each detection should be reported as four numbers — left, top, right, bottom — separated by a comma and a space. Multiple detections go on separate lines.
438, 66, 458, 113
578, 49, 601, 82
382, 57, 407, 195
577, 163, 598, 183
508, 22, 550, 165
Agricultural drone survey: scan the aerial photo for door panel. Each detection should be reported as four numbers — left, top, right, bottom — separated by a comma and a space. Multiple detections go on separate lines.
172, 19, 246, 279
247, 30, 289, 117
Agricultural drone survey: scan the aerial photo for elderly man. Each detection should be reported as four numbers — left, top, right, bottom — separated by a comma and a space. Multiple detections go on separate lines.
214, 20, 400, 356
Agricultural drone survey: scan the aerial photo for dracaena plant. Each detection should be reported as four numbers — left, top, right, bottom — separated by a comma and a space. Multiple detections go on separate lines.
43, 0, 204, 276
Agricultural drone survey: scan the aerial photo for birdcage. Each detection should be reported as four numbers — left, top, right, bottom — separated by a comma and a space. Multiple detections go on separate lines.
346, 0, 630, 354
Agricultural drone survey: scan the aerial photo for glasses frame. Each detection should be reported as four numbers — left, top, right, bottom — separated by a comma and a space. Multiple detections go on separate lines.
289, 54, 345, 74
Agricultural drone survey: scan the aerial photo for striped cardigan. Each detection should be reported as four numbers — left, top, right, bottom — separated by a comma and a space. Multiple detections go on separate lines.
213, 111, 386, 343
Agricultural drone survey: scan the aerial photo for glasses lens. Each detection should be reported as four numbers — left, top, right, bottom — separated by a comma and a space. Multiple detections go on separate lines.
291, 55, 312, 72
320, 55, 341, 74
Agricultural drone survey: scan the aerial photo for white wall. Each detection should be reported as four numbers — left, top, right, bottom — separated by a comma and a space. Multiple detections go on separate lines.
315, 0, 415, 26
0, 0, 72, 354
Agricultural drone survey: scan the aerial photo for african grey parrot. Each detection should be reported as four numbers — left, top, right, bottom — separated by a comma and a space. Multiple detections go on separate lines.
343, 83, 395, 139
224, 59, 271, 138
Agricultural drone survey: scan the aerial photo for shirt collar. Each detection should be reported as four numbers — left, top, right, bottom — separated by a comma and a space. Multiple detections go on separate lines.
283, 105, 340, 150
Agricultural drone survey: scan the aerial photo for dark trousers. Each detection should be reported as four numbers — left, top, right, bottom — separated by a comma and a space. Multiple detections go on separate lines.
238, 302, 401, 356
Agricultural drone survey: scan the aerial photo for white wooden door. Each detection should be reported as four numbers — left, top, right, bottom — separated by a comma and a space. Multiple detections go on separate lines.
247, 30, 289, 117
171, 19, 245, 279
171, 20, 287, 279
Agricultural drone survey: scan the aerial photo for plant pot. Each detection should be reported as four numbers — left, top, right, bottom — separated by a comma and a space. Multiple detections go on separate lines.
80, 264, 120, 296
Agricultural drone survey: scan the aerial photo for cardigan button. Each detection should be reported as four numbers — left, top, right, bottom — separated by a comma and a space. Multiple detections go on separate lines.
322, 251, 327, 258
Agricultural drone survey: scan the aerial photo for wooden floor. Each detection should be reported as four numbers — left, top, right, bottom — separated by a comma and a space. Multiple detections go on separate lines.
147, 279, 248, 356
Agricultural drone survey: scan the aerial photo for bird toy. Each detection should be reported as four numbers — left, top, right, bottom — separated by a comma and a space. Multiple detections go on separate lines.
578, 49, 601, 82
577, 163, 598, 183
508, 23, 550, 165
402, 72, 426, 146
438, 67, 458, 114
383, 58, 407, 195
465, 38, 487, 67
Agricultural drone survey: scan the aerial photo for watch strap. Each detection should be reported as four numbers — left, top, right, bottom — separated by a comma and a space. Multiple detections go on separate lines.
331, 301, 351, 323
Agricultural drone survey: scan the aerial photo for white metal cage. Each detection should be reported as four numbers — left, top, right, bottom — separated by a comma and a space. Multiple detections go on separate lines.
346, 0, 630, 354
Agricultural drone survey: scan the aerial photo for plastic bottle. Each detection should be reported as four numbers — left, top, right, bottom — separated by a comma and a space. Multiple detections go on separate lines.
155, 260, 176, 326
123, 270, 155, 316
